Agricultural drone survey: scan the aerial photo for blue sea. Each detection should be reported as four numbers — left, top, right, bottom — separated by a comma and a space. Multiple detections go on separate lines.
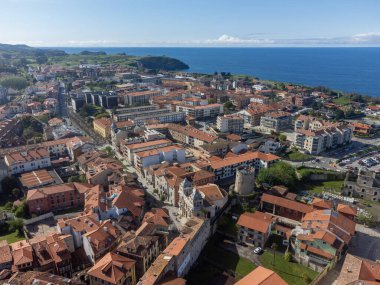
57, 47, 380, 97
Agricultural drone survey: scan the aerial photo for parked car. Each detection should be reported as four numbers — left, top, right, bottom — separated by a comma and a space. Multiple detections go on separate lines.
254, 247, 264, 255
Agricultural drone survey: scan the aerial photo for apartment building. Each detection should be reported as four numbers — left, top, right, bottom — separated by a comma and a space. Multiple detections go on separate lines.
5, 148, 51, 175
209, 151, 280, 181
116, 231, 161, 279
57, 213, 101, 248
134, 145, 186, 172
87, 252, 136, 285
122, 139, 172, 164
163, 123, 218, 148
238, 103, 278, 126
83, 220, 121, 264
86, 159, 124, 186
294, 116, 353, 155
26, 182, 93, 214
140, 217, 210, 284
113, 105, 159, 121
249, 94, 269, 105
93, 117, 112, 138
260, 111, 292, 133
175, 103, 223, 119
216, 115, 244, 134
124, 90, 163, 106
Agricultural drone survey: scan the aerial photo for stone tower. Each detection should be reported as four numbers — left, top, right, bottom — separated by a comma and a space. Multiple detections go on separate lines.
234, 166, 255, 196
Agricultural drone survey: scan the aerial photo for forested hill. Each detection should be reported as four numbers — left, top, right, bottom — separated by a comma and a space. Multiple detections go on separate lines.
0, 43, 189, 71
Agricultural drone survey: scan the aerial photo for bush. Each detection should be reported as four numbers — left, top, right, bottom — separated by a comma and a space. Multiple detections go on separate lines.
14, 202, 29, 219
9, 219, 24, 236
356, 212, 377, 227
68, 175, 87, 183
4, 202, 13, 211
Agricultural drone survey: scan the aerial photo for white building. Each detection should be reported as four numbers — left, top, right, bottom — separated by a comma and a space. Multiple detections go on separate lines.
175, 103, 224, 119
294, 115, 353, 155
216, 115, 244, 134
134, 145, 186, 172
5, 148, 51, 175
259, 140, 282, 154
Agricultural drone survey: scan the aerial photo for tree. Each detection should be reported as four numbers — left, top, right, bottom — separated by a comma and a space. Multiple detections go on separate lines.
271, 243, 278, 266
36, 55, 48, 65
14, 202, 29, 219
0, 77, 29, 90
9, 219, 24, 236
257, 161, 298, 189
224, 101, 235, 110
1, 176, 19, 196
334, 109, 345, 120
11, 188, 21, 198
279, 134, 287, 142
68, 175, 87, 183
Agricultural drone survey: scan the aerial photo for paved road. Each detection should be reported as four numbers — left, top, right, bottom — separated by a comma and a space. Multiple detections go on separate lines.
219, 241, 261, 266
349, 225, 380, 261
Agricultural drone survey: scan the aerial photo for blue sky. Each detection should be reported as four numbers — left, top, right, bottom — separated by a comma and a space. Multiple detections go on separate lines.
1, 0, 380, 47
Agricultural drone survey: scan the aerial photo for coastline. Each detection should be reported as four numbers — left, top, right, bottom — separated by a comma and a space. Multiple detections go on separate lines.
49, 47, 380, 98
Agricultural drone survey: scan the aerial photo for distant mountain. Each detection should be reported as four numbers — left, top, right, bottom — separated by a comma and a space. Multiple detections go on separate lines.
0, 43, 35, 51
0, 43, 66, 56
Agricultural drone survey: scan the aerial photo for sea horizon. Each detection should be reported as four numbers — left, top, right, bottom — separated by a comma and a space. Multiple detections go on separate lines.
45, 47, 380, 98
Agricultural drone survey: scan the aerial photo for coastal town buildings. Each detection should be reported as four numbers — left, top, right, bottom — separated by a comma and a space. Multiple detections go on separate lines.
294, 115, 353, 155
216, 114, 244, 133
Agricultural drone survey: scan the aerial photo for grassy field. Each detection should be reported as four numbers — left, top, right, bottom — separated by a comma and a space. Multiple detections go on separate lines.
284, 151, 313, 161
0, 230, 25, 243
307, 180, 344, 194
333, 96, 352, 106
260, 251, 318, 285
297, 167, 340, 175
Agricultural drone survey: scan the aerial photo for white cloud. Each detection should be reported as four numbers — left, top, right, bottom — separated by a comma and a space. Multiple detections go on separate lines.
350, 32, 380, 43
201, 33, 380, 46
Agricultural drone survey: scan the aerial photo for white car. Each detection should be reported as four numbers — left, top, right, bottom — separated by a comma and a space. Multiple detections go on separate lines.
254, 247, 263, 254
